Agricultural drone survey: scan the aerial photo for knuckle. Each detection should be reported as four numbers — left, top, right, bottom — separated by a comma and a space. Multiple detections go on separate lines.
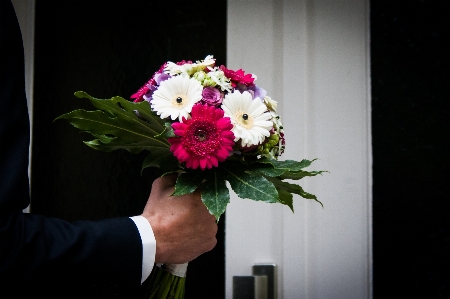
207, 237, 217, 251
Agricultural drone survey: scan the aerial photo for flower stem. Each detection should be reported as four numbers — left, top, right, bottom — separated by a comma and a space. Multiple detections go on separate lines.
146, 264, 187, 299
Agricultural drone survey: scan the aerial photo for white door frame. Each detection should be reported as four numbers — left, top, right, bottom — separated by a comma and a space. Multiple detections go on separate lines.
226, 1, 372, 298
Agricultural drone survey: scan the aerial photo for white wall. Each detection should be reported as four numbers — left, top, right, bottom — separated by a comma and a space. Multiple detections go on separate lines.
226, 0, 372, 298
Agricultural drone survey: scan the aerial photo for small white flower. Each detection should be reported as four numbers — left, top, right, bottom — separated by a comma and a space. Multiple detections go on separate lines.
270, 111, 283, 132
151, 75, 203, 121
264, 96, 278, 112
195, 55, 216, 68
164, 62, 192, 76
207, 68, 232, 92
164, 55, 216, 76
221, 90, 273, 147
193, 70, 206, 82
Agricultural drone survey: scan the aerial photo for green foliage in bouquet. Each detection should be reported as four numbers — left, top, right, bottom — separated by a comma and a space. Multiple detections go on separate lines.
56, 91, 326, 221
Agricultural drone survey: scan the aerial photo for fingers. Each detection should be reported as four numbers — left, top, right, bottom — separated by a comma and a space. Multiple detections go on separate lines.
142, 175, 219, 264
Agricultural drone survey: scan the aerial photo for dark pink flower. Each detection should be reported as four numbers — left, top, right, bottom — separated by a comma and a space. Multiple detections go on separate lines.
176, 60, 193, 65
168, 104, 235, 170
220, 65, 255, 87
130, 79, 152, 102
130, 63, 167, 102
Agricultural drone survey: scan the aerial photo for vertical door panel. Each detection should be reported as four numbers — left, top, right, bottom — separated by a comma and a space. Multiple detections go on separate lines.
226, 1, 372, 298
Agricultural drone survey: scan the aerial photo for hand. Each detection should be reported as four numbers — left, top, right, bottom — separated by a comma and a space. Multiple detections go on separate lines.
141, 174, 218, 264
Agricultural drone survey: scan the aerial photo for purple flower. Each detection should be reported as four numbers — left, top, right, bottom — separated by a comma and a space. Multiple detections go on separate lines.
155, 73, 171, 85
248, 85, 267, 100
143, 74, 171, 103
142, 84, 158, 103
234, 84, 267, 101
201, 87, 224, 107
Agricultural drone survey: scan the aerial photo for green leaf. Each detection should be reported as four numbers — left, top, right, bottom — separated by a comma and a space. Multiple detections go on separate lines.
141, 148, 179, 173
266, 176, 323, 207
201, 168, 230, 221
276, 188, 294, 212
261, 158, 319, 171
172, 170, 205, 196
55, 91, 170, 153
83, 135, 164, 154
280, 170, 328, 180
224, 167, 279, 203
75, 91, 167, 136
245, 163, 286, 177
161, 122, 176, 139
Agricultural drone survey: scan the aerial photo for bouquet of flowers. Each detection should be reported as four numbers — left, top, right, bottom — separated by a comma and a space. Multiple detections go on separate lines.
56, 55, 326, 298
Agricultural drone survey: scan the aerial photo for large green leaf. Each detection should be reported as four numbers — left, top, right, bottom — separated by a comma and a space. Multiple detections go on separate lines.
74, 91, 163, 128
201, 168, 230, 221
266, 176, 323, 207
55, 91, 170, 154
223, 167, 279, 203
258, 158, 318, 171
279, 170, 328, 180
250, 158, 327, 181
245, 163, 286, 177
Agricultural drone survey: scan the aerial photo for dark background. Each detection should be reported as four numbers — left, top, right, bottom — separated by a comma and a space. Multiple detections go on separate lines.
31, 0, 226, 297
371, 0, 449, 298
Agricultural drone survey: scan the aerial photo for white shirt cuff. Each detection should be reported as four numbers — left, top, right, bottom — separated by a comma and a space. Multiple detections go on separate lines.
129, 215, 156, 284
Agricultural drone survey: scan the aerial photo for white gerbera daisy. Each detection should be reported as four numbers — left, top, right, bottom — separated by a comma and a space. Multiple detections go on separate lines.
221, 90, 273, 147
151, 75, 203, 121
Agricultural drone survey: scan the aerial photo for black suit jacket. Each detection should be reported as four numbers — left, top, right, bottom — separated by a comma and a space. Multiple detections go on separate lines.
0, 2, 144, 297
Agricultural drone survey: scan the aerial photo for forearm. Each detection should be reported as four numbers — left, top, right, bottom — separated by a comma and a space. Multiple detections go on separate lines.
0, 209, 144, 286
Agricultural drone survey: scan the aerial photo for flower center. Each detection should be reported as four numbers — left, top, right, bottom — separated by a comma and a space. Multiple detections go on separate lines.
183, 120, 220, 157
196, 129, 207, 141
234, 110, 254, 129
171, 94, 189, 108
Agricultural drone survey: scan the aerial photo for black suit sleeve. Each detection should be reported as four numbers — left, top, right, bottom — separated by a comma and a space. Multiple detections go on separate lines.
0, 1, 143, 294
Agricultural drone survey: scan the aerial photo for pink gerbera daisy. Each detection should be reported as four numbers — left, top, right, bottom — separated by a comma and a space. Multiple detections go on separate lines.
168, 104, 235, 170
